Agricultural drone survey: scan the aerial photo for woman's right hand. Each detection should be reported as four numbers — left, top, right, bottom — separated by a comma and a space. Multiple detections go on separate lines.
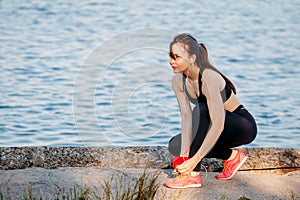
172, 156, 189, 169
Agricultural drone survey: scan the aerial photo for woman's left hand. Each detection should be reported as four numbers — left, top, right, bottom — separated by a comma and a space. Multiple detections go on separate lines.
175, 156, 199, 174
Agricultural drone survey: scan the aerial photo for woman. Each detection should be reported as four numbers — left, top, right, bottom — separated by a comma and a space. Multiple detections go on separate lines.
164, 33, 257, 189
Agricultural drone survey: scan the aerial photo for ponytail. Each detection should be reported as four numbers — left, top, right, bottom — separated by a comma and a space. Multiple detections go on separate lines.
198, 44, 237, 94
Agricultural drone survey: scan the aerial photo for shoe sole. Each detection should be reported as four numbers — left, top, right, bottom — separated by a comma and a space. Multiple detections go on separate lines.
164, 183, 202, 189
216, 156, 248, 180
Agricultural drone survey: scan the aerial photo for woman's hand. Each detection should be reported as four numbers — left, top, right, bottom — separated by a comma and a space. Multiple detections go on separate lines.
175, 156, 199, 174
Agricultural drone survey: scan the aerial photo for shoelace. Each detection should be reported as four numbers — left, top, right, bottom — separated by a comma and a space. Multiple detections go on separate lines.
172, 170, 186, 180
174, 173, 186, 180
171, 164, 208, 181
222, 161, 232, 175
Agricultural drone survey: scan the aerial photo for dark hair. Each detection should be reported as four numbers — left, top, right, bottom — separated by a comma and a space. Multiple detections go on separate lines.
170, 33, 237, 94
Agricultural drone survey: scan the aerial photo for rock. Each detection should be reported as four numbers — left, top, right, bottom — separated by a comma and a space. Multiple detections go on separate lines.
242, 147, 300, 170
0, 147, 299, 172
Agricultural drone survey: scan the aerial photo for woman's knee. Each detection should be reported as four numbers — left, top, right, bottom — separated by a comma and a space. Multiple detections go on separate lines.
168, 133, 181, 156
192, 104, 209, 122
237, 122, 257, 145
246, 123, 257, 144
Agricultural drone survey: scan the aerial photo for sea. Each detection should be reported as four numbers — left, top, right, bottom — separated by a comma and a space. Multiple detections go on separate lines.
1, 0, 299, 147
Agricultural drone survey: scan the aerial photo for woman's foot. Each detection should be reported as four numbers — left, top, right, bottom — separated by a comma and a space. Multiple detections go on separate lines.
216, 149, 248, 180
164, 172, 202, 189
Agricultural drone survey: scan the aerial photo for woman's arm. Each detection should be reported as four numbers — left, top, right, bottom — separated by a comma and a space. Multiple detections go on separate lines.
171, 74, 192, 157
176, 69, 226, 174
193, 69, 225, 161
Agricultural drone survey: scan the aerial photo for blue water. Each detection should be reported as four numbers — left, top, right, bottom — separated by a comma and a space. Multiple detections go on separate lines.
1, 0, 299, 147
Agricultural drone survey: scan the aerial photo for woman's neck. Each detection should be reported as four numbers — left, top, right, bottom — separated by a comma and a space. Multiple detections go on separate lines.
184, 64, 200, 81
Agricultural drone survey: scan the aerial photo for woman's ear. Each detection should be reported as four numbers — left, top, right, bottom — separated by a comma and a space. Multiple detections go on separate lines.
190, 54, 196, 64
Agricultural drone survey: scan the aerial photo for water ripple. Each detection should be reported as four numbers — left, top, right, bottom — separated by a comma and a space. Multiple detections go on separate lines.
0, 0, 299, 147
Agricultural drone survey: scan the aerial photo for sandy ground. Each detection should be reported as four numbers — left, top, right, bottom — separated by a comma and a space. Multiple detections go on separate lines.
0, 167, 299, 200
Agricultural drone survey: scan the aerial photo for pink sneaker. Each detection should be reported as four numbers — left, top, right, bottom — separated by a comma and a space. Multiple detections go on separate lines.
216, 149, 248, 180
164, 173, 202, 189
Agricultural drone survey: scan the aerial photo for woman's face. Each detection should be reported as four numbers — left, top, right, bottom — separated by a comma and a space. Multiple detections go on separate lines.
169, 42, 191, 73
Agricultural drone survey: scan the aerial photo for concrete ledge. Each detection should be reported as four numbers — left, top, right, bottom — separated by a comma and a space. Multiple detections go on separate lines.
0, 147, 299, 172
1, 147, 300, 199
0, 167, 299, 199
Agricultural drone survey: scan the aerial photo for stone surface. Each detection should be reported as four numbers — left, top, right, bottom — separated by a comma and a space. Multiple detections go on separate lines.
0, 146, 173, 170
1, 147, 299, 199
0, 147, 299, 172
0, 167, 299, 200
242, 147, 300, 170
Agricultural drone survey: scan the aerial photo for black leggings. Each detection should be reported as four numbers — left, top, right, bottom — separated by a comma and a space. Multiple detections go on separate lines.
168, 103, 257, 163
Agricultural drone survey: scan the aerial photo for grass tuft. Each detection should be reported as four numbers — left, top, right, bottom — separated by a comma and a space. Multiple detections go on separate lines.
237, 196, 251, 200
94, 169, 161, 200
0, 169, 161, 200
